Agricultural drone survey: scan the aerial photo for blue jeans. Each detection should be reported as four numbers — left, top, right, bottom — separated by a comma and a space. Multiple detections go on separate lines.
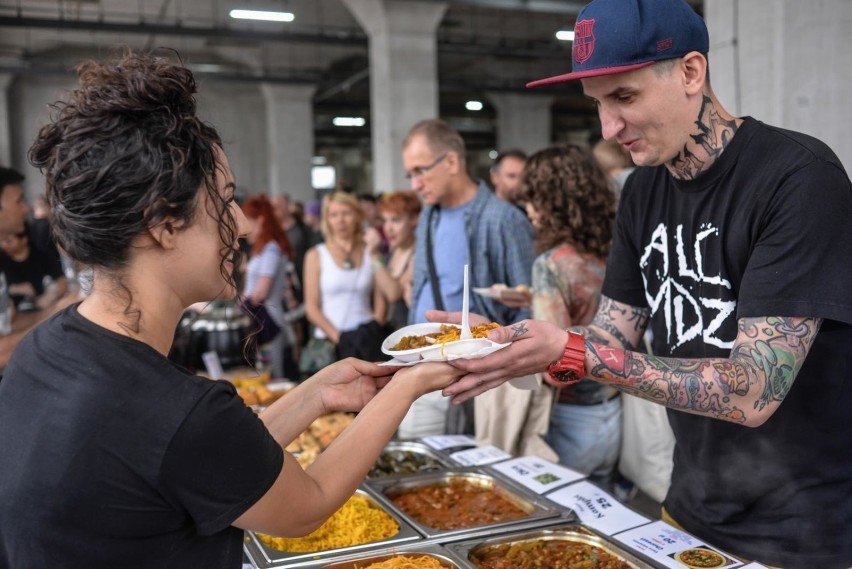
546, 395, 622, 487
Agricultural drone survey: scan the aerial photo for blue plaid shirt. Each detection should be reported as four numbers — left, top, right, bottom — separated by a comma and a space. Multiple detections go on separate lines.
411, 181, 535, 325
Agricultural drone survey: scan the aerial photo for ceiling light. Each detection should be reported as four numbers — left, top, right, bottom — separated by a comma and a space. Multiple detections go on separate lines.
488, 150, 499, 160
556, 30, 574, 41
332, 117, 366, 127
229, 9, 295, 22
465, 100, 483, 111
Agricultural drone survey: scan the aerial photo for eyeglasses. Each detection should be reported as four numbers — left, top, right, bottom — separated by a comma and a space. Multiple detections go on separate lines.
405, 153, 447, 181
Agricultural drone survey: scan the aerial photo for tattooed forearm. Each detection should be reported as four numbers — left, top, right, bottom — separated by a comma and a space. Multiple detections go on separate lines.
587, 344, 749, 422
589, 297, 648, 349
584, 315, 821, 426
670, 94, 739, 180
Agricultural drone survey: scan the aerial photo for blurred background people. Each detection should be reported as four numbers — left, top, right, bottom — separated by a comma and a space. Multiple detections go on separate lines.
368, 190, 421, 332
0, 225, 67, 312
31, 196, 49, 220
302, 192, 386, 376
490, 149, 528, 207
592, 138, 635, 203
269, 193, 312, 293
518, 145, 620, 488
241, 195, 295, 379
302, 199, 323, 236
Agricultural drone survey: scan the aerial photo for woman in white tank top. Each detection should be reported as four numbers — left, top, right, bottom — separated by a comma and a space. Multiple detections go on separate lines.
303, 192, 386, 347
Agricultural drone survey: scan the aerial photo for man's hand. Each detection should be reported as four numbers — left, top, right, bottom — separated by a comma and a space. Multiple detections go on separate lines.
426, 312, 569, 403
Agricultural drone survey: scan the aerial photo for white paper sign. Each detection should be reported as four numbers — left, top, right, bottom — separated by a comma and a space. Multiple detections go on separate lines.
489, 456, 585, 494
614, 521, 741, 569
202, 351, 225, 379
420, 434, 476, 451
450, 444, 511, 466
546, 481, 651, 535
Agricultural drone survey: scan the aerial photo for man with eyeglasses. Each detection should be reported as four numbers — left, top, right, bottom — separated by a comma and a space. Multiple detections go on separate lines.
399, 119, 535, 437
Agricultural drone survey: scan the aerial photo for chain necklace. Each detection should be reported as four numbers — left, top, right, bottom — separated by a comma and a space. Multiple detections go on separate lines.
331, 238, 355, 270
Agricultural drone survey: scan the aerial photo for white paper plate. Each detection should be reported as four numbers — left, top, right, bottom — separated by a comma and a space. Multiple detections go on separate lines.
381, 322, 509, 364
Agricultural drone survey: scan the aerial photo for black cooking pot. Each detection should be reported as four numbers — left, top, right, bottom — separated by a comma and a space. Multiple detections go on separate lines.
169, 300, 255, 372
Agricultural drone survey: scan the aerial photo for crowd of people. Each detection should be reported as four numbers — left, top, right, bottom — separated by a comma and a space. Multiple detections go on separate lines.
1, 0, 851, 567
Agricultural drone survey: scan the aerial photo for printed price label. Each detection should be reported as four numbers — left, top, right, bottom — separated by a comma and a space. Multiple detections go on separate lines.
614, 520, 741, 569
450, 445, 511, 466
547, 481, 650, 535
490, 456, 584, 494
420, 434, 476, 451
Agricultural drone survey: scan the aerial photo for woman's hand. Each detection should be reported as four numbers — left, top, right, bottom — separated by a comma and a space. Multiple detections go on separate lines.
391, 361, 466, 398
311, 358, 398, 414
364, 226, 383, 256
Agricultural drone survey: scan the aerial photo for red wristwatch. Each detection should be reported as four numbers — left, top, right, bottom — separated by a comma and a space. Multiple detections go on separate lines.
546, 331, 586, 385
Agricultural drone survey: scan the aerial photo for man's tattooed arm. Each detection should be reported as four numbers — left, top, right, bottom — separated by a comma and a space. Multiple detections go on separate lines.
581, 296, 649, 350
584, 316, 821, 427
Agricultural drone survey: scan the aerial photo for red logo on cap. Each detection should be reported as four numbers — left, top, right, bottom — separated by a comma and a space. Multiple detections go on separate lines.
573, 19, 596, 64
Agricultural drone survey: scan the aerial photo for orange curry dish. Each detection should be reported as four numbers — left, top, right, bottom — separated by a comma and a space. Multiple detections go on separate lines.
390, 323, 499, 351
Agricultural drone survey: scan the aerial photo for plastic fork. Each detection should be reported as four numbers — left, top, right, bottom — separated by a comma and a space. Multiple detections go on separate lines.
461, 264, 473, 340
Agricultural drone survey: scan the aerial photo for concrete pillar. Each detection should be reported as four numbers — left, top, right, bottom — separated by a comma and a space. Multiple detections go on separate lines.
0, 73, 14, 166
487, 92, 553, 155
260, 83, 316, 204
342, 0, 447, 193
705, 0, 852, 170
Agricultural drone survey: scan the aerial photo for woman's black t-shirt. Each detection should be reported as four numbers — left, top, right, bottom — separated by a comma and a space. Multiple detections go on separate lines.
0, 305, 284, 569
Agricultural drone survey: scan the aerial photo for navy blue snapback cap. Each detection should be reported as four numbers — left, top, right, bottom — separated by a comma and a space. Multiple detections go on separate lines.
527, 0, 709, 87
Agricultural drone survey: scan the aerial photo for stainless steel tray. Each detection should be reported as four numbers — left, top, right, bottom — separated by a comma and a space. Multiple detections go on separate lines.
320, 542, 473, 569
447, 523, 656, 568
365, 469, 561, 542
243, 489, 422, 569
367, 440, 453, 480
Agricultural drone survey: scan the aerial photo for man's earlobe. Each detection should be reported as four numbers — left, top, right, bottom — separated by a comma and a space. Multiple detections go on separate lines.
682, 52, 707, 95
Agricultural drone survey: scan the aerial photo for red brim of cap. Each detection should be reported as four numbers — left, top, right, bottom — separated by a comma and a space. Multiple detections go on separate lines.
526, 60, 656, 87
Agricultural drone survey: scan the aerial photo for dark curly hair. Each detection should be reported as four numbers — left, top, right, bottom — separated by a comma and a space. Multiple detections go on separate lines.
518, 145, 615, 258
28, 51, 238, 328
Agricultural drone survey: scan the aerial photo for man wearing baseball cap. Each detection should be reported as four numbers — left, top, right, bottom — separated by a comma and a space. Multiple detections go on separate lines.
433, 0, 852, 567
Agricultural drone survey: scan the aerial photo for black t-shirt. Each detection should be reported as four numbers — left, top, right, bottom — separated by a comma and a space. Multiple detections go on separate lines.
0, 305, 284, 569
603, 118, 852, 568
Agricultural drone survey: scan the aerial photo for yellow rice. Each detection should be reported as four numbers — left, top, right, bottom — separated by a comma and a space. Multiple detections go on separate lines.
257, 495, 399, 553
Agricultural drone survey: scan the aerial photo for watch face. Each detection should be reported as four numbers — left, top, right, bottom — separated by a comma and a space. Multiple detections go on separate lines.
553, 369, 581, 383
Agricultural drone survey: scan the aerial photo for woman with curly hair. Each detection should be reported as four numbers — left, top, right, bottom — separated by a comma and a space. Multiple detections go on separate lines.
0, 51, 462, 568
518, 144, 620, 487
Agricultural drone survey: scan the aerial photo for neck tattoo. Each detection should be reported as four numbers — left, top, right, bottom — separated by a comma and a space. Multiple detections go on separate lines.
669, 94, 739, 180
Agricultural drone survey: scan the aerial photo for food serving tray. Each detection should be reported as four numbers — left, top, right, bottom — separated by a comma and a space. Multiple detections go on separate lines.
446, 523, 656, 569
367, 440, 454, 480
365, 469, 561, 543
243, 489, 422, 569
320, 542, 473, 569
